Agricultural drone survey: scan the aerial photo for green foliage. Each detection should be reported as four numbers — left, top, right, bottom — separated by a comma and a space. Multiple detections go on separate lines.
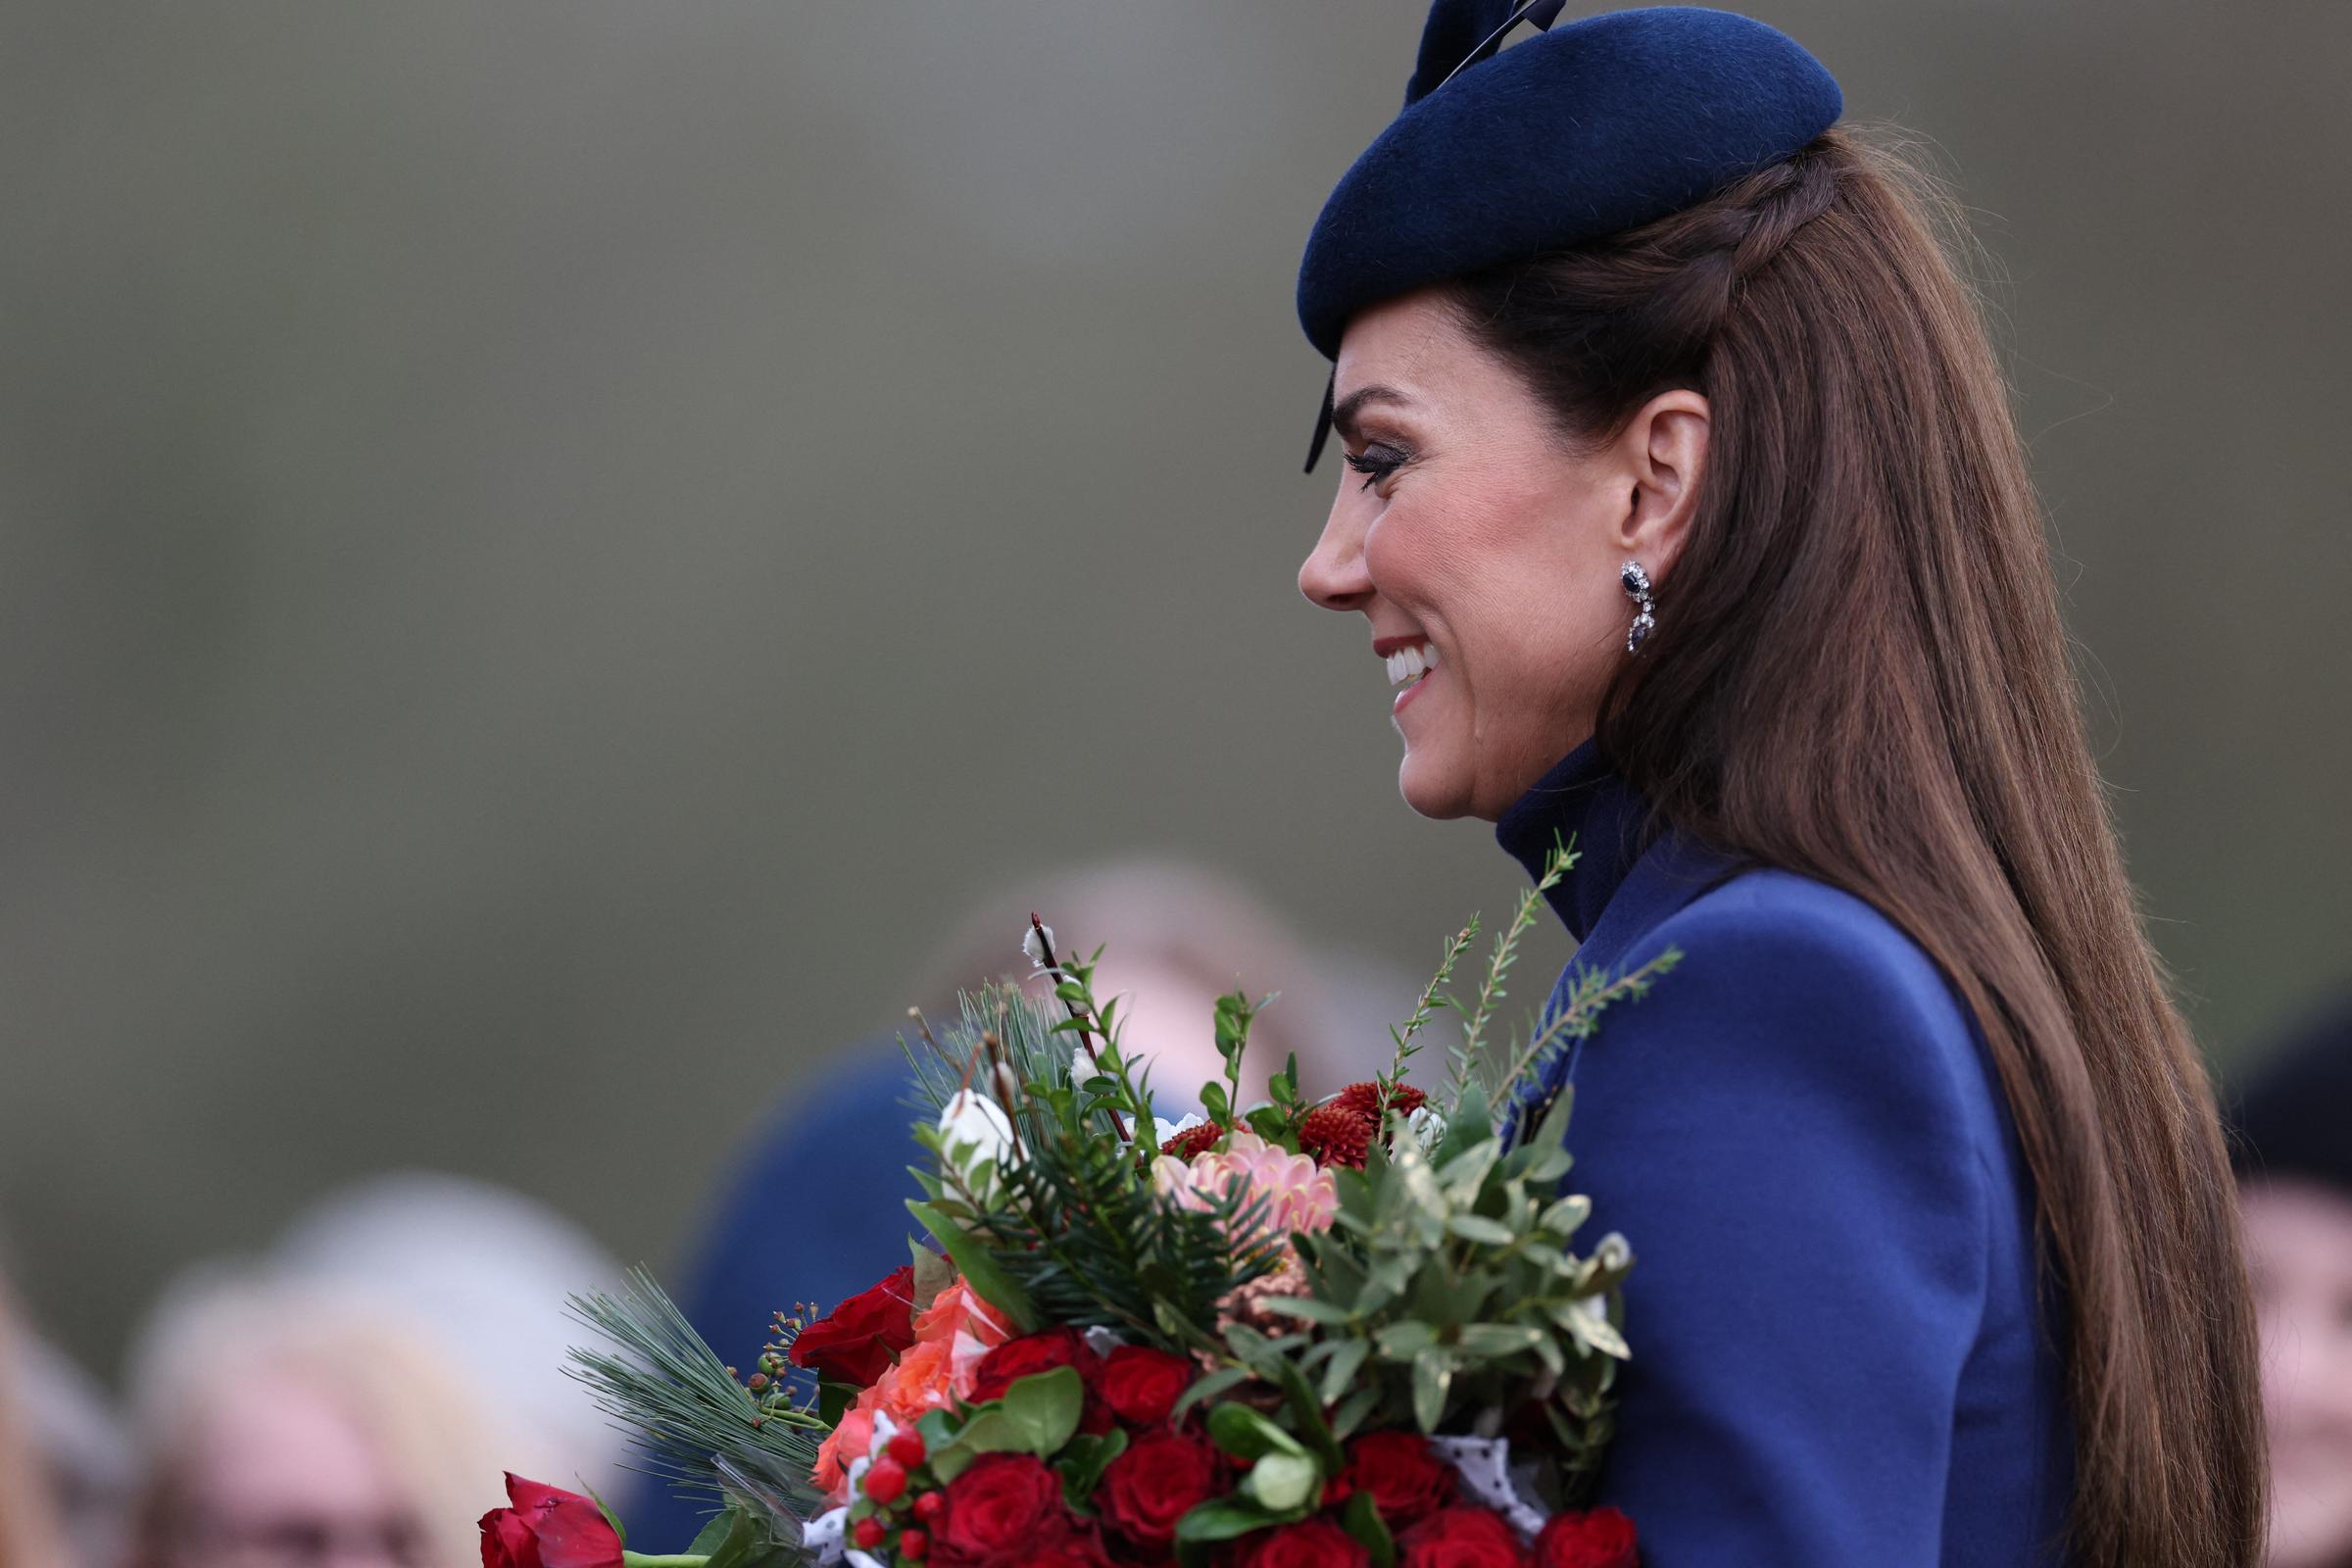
566, 1272, 825, 1554
1266, 1088, 1637, 1503
920, 1367, 1086, 1481
901, 971, 1277, 1349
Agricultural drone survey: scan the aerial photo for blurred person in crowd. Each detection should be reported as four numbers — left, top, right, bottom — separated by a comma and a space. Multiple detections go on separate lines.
124, 1173, 630, 1567
0, 1285, 74, 1568
629, 857, 1411, 1547
2234, 994, 2352, 1568
10, 1322, 132, 1568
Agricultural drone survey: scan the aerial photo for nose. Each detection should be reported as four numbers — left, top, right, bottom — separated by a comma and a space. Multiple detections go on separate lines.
1298, 496, 1375, 613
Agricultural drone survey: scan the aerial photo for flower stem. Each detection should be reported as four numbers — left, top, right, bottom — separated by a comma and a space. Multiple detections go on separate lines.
621, 1554, 709, 1567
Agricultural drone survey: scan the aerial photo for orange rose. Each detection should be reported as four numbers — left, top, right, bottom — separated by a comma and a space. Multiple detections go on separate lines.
812, 1396, 881, 1498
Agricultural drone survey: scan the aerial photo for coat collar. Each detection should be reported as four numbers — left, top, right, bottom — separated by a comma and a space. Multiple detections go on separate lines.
1494, 739, 1740, 959
1494, 739, 1653, 943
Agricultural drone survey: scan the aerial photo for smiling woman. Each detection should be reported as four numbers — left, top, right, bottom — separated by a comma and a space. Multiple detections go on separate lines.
1287, 4, 2263, 1566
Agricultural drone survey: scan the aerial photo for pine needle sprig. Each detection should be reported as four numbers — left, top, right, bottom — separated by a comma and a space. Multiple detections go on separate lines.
566, 1270, 826, 1534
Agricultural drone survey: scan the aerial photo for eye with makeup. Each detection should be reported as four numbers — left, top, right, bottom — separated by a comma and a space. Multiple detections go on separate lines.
1343, 441, 1413, 492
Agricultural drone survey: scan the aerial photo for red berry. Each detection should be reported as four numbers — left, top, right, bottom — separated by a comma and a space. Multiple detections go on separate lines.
864, 1457, 908, 1504
900, 1528, 929, 1560
912, 1491, 946, 1521
887, 1429, 928, 1467
853, 1517, 887, 1549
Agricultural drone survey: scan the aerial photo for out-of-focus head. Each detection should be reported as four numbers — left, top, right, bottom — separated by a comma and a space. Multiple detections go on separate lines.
2233, 996, 2352, 1568
126, 1283, 499, 1568
125, 1173, 632, 1568
920, 858, 1408, 1102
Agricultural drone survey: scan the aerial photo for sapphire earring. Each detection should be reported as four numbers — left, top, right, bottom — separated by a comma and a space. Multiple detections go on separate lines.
1621, 561, 1656, 653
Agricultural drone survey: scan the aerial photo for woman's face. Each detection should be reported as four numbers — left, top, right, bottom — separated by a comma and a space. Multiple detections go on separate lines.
165, 1368, 423, 1567
1298, 289, 1706, 821
2244, 1177, 2352, 1568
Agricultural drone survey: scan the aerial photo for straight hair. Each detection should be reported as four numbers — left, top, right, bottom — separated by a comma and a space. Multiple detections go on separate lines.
1446, 126, 2265, 1568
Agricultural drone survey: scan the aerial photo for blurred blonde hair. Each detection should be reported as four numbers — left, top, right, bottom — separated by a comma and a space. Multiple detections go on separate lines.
125, 1278, 548, 1568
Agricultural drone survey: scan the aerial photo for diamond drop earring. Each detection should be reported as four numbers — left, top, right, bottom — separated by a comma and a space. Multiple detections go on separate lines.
1621, 561, 1656, 654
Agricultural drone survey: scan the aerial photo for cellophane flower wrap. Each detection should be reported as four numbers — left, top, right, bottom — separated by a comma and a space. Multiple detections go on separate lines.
535, 845, 1677, 1568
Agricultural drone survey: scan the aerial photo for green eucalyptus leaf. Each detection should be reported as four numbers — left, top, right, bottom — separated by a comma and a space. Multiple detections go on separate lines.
1340, 1490, 1397, 1568
1539, 1194, 1592, 1236
1436, 1139, 1503, 1199
1410, 1348, 1453, 1433
1260, 1295, 1356, 1328
1058, 1429, 1130, 1506
1205, 1402, 1307, 1463
1446, 1212, 1516, 1247
1331, 1384, 1381, 1441
1243, 1451, 1321, 1513
1176, 1497, 1290, 1544
1170, 1365, 1255, 1419
1318, 1339, 1370, 1405
1374, 1320, 1437, 1361
1455, 1322, 1545, 1358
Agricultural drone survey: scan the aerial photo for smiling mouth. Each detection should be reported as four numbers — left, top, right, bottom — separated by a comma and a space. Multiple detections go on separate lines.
1384, 641, 1439, 691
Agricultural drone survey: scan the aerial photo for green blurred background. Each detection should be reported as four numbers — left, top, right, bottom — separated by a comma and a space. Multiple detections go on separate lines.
3, 1, 2346, 1375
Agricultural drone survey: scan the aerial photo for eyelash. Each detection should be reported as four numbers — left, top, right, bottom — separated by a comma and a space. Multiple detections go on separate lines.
1343, 444, 1411, 491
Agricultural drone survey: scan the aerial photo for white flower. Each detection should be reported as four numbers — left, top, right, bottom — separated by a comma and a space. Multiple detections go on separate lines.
938, 1089, 1017, 1202
1594, 1231, 1632, 1271
1152, 1111, 1206, 1149
1021, 921, 1055, 970
1071, 1046, 1108, 1086
1406, 1103, 1447, 1155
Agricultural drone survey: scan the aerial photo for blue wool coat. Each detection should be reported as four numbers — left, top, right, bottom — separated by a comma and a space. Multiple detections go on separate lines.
1498, 742, 2074, 1565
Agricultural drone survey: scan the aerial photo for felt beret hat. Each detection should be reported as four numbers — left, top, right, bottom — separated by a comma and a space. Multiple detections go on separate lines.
1296, 2, 1845, 363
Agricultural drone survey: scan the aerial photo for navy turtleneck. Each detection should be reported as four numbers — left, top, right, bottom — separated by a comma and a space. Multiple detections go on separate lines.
1494, 739, 1658, 944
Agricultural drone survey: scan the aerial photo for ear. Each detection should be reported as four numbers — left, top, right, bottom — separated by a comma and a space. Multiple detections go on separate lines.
1607, 389, 1709, 582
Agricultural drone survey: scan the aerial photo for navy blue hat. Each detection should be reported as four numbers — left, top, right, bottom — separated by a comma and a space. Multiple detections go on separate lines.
1296, 2, 1842, 465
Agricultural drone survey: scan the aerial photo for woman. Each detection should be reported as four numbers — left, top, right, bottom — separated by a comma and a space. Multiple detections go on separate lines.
1292, 5, 2262, 1566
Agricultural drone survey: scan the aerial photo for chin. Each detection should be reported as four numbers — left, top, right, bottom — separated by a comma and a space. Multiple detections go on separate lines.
1396, 752, 1476, 821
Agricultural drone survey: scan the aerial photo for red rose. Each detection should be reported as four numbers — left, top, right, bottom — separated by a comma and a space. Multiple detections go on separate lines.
1532, 1508, 1638, 1568
1342, 1432, 1457, 1529
788, 1264, 917, 1388
1233, 1517, 1371, 1568
1096, 1427, 1221, 1550
967, 1327, 1107, 1430
1098, 1345, 1196, 1427
1023, 1530, 1113, 1568
1396, 1507, 1529, 1568
477, 1474, 622, 1568
935, 1452, 1069, 1567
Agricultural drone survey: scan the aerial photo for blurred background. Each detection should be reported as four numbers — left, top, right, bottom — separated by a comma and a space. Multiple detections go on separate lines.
0, 0, 2346, 1546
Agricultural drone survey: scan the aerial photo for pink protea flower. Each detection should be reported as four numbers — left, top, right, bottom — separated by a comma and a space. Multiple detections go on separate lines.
1152, 1131, 1338, 1243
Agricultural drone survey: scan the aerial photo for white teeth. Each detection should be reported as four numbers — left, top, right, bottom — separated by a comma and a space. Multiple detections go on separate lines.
1385, 643, 1434, 688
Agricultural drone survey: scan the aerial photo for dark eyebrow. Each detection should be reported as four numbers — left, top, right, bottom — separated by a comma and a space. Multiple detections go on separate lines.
1331, 384, 1413, 441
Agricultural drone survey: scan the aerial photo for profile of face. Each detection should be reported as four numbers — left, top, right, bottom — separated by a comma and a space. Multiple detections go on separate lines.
1298, 290, 1709, 821
155, 1366, 423, 1568
2244, 1178, 2352, 1568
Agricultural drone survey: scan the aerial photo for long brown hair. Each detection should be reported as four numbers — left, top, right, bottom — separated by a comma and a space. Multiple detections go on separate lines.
1446, 126, 2263, 1567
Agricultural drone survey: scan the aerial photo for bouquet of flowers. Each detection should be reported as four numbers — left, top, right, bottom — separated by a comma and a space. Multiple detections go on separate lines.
482, 845, 1677, 1568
